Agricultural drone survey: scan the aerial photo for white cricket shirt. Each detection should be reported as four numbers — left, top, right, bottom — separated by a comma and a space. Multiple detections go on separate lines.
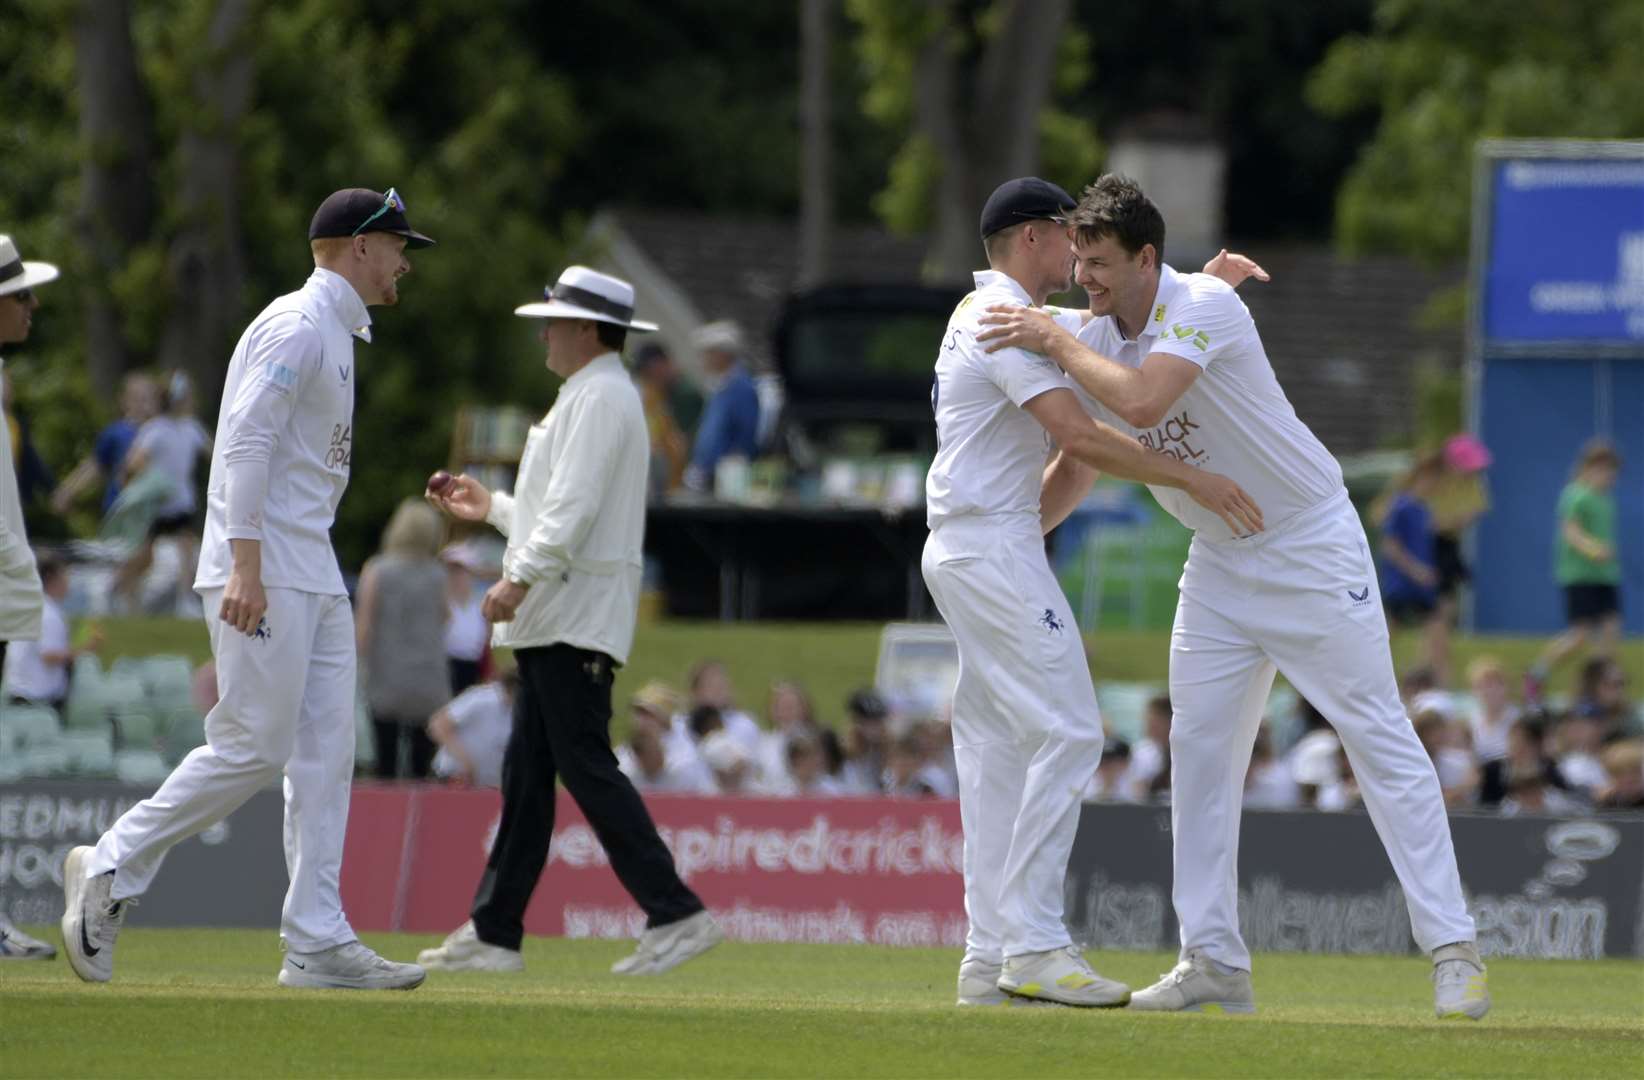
926, 270, 1071, 529
1063, 264, 1343, 542
483, 352, 647, 663
196, 269, 369, 595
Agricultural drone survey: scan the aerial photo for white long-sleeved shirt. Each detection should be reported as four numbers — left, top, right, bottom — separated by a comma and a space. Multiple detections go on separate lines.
484, 352, 648, 662
0, 355, 42, 640
195, 269, 370, 595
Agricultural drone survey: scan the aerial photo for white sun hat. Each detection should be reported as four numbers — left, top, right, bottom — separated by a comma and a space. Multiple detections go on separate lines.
514, 265, 658, 331
0, 235, 60, 297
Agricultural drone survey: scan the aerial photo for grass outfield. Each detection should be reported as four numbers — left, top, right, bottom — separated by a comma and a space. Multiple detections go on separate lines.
2, 930, 1640, 1078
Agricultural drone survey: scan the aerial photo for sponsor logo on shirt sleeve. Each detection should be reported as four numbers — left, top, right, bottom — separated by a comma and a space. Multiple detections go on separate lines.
255, 361, 300, 397
1169, 324, 1212, 352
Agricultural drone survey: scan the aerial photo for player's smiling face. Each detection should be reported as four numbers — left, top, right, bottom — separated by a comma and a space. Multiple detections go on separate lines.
1073, 232, 1153, 320
360, 233, 410, 306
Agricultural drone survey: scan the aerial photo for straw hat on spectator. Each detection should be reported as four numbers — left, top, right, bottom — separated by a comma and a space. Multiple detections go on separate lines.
631, 680, 681, 721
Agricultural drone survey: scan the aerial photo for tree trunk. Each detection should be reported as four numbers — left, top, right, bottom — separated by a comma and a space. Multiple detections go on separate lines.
916, 0, 1070, 285
72, 0, 157, 399
797, 0, 834, 290
158, 0, 256, 406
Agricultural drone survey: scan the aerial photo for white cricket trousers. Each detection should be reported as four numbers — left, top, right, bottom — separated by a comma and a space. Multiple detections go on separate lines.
89, 587, 359, 952
922, 512, 1104, 961
1168, 490, 1475, 971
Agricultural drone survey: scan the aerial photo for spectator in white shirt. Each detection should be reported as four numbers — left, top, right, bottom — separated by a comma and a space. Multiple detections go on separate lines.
1414, 710, 1479, 807
682, 659, 762, 755
1125, 695, 1172, 801
617, 708, 716, 795
1465, 657, 1518, 764
112, 370, 212, 614
441, 542, 490, 696
429, 670, 518, 789
883, 731, 951, 799
1081, 738, 1134, 802
4, 552, 100, 714
765, 732, 845, 797
756, 679, 817, 786
1553, 711, 1610, 796
1243, 728, 1299, 810
838, 688, 891, 794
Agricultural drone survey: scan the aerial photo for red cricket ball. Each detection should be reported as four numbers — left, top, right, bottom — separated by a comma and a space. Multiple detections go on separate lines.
427, 470, 454, 495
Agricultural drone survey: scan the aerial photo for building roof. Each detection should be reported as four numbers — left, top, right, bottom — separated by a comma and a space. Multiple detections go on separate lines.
594, 209, 1463, 454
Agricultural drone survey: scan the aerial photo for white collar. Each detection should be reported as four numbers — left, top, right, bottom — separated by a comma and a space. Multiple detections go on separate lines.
307, 267, 374, 342
972, 269, 1035, 306
566, 351, 622, 387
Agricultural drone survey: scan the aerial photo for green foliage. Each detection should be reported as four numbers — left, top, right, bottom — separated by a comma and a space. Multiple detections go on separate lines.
1308, 0, 1644, 261
847, 0, 1100, 235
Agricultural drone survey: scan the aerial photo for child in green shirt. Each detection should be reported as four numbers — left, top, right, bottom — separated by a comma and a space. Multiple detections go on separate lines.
1527, 440, 1623, 700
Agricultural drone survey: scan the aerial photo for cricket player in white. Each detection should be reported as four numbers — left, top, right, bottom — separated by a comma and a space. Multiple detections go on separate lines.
62, 188, 434, 990
930, 178, 1264, 1009
977, 174, 1489, 1020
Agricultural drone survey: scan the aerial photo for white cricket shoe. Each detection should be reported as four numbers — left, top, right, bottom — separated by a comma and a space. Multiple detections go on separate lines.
278, 940, 426, 990
610, 910, 723, 975
0, 911, 56, 960
416, 921, 524, 972
61, 846, 131, 983
1128, 948, 1255, 1013
997, 946, 1130, 1008
957, 955, 1057, 1007
1433, 942, 1490, 1020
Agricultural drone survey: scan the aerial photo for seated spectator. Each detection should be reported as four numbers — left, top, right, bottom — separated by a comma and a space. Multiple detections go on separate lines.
700, 728, 756, 794
1478, 716, 1573, 806
1465, 657, 1519, 764
1552, 710, 1610, 797
1125, 695, 1172, 800
1413, 709, 1478, 807
1400, 666, 1458, 720
1499, 764, 1583, 817
1243, 728, 1300, 810
1594, 740, 1644, 811
677, 659, 762, 755
429, 669, 520, 789
1081, 738, 1133, 803
766, 732, 845, 797
838, 688, 890, 794
3, 552, 100, 715
883, 731, 947, 799
911, 719, 958, 797
617, 709, 717, 795
1572, 657, 1637, 737
756, 679, 817, 786
1316, 747, 1361, 812
1287, 699, 1341, 805
683, 320, 761, 492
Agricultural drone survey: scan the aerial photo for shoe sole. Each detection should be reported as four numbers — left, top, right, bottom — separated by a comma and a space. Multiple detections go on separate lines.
416, 953, 524, 973
998, 982, 1131, 1009
60, 846, 108, 984
277, 967, 427, 991
1437, 1001, 1490, 1021
1183, 1001, 1257, 1014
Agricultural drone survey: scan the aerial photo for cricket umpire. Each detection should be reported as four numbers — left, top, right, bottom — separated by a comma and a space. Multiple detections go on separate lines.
421, 267, 722, 975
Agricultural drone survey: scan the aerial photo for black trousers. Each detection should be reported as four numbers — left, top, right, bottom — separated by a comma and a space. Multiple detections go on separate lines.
371, 717, 437, 780
448, 657, 483, 697
470, 643, 703, 951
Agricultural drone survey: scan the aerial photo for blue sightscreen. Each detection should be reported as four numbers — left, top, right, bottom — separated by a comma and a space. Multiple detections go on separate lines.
1483, 159, 1644, 344
1474, 357, 1643, 634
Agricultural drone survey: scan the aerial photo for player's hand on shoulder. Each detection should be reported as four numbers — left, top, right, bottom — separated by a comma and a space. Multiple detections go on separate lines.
1185, 470, 1265, 538
976, 303, 1060, 354
1203, 249, 1270, 290
427, 473, 492, 522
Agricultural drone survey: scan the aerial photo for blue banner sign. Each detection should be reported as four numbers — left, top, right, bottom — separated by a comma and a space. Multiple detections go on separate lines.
1485, 158, 1644, 343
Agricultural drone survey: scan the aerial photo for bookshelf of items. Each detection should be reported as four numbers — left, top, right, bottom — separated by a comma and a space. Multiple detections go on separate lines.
449, 404, 534, 504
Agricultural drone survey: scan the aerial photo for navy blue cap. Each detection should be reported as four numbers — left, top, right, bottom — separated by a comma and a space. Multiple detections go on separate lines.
979, 177, 1076, 240
308, 187, 435, 249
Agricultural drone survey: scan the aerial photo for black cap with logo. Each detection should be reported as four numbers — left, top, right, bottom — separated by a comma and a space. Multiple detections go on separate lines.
308, 187, 435, 249
979, 177, 1076, 240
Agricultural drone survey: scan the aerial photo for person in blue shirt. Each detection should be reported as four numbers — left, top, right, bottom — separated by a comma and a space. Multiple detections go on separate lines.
684, 320, 761, 492
1378, 452, 1447, 675
51, 372, 160, 517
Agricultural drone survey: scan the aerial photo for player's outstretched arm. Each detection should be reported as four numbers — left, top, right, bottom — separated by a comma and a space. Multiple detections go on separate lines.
977, 306, 1200, 428
1025, 388, 1263, 536
1203, 249, 1270, 289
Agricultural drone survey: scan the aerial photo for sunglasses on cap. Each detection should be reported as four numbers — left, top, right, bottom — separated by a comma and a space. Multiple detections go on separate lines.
352, 187, 406, 237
